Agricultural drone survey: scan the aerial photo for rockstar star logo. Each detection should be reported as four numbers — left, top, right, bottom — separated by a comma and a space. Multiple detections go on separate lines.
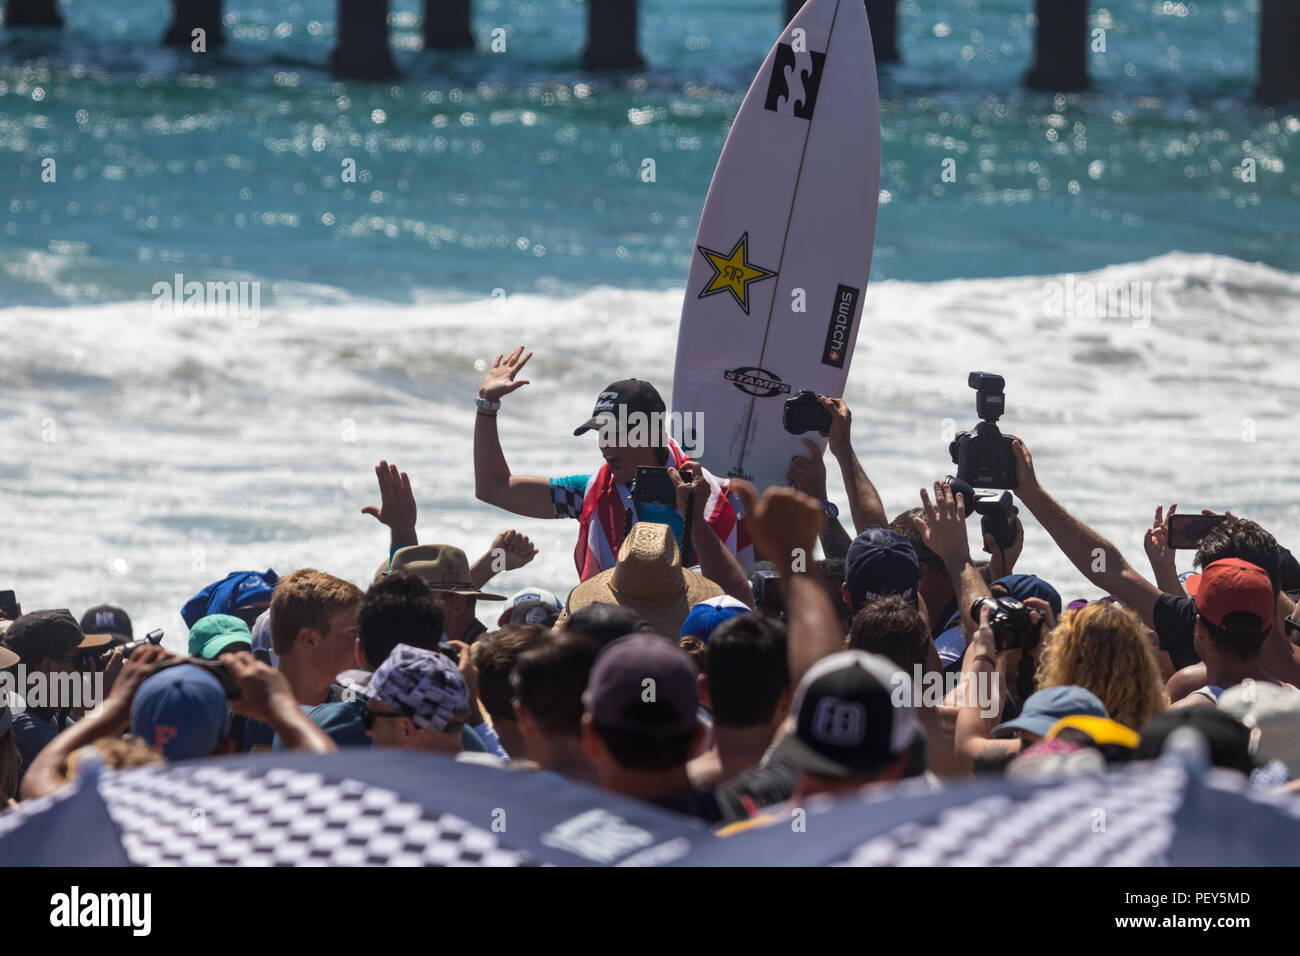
696, 232, 777, 315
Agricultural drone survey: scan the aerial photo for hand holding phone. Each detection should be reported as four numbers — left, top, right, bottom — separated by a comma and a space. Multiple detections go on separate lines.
1167, 513, 1229, 550
631, 466, 678, 506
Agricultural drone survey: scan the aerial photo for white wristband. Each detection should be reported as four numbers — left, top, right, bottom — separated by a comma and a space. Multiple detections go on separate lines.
476, 397, 501, 411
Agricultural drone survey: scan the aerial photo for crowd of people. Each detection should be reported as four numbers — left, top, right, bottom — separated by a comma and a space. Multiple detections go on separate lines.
3, 344, 1299, 846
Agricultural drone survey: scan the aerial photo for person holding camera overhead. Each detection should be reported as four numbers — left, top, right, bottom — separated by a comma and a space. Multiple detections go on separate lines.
473, 346, 752, 581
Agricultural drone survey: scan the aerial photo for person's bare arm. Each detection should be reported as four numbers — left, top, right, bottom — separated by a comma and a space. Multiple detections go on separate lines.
823, 396, 888, 533
362, 460, 419, 553
1013, 439, 1161, 628
914, 482, 990, 640
671, 465, 754, 608
473, 347, 556, 519
221, 653, 337, 754
469, 530, 539, 590
735, 483, 841, 688
21, 646, 173, 800
786, 437, 853, 561
953, 606, 1019, 770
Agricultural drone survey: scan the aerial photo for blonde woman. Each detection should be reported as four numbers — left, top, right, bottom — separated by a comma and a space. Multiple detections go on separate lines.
1037, 602, 1168, 731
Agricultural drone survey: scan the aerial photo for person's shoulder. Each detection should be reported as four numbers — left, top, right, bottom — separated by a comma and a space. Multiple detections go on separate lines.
1155, 591, 1195, 615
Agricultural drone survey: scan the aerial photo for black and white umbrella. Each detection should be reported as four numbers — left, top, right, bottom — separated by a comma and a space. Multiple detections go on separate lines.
0, 749, 715, 866
688, 742, 1300, 866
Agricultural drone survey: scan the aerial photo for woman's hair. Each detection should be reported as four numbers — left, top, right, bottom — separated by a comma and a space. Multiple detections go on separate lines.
1036, 602, 1168, 731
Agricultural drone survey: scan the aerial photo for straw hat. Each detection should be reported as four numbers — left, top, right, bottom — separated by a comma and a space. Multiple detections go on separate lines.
558, 523, 723, 637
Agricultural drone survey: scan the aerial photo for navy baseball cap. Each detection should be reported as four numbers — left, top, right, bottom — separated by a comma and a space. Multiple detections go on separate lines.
993, 574, 1063, 617
80, 604, 133, 644
845, 529, 920, 612
993, 685, 1108, 738
583, 633, 699, 735
130, 664, 230, 761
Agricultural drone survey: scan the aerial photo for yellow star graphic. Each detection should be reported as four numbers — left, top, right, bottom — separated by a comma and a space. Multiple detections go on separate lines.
696, 232, 777, 315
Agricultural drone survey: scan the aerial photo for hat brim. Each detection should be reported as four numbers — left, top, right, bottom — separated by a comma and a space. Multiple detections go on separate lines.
199, 635, 253, 660
573, 416, 605, 437
992, 714, 1057, 739
773, 729, 903, 779
0, 645, 19, 670
560, 567, 724, 640
426, 585, 507, 602
77, 633, 113, 650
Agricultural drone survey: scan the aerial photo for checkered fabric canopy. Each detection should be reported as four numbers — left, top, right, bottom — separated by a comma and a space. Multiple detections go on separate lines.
0, 750, 714, 866
690, 756, 1300, 866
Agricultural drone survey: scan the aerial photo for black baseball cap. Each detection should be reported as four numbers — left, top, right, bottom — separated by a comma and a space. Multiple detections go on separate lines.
3, 609, 111, 664
775, 650, 921, 777
80, 604, 133, 644
582, 633, 699, 735
574, 379, 666, 437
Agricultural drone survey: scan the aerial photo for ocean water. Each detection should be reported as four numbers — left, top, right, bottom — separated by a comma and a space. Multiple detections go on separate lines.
0, 0, 1297, 642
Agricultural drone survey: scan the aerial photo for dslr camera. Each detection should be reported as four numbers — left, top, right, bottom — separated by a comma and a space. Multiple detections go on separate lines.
944, 476, 1019, 552
970, 597, 1039, 652
949, 372, 1018, 489
782, 390, 832, 435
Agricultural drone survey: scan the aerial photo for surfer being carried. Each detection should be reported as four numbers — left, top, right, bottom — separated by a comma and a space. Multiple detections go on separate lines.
473, 346, 752, 581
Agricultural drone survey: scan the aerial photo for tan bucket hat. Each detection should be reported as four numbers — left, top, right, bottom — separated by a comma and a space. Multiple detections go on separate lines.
388, 544, 506, 601
558, 523, 723, 637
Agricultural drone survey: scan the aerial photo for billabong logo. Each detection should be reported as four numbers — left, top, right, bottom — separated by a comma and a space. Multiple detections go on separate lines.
821, 284, 860, 368
764, 43, 825, 120
724, 366, 791, 398
696, 232, 777, 315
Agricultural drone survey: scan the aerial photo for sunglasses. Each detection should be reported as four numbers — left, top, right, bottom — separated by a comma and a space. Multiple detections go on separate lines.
361, 709, 410, 731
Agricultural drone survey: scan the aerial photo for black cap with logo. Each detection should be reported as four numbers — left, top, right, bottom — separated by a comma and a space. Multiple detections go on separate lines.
775, 650, 921, 778
574, 379, 666, 437
80, 604, 134, 644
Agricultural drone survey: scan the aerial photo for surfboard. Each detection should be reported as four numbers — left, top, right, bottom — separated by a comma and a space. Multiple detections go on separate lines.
671, 0, 880, 494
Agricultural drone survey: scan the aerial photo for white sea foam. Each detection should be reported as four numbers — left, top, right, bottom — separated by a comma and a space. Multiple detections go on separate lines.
1, 251, 1298, 643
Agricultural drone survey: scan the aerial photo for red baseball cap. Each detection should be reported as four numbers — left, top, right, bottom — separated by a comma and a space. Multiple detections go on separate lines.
1195, 558, 1274, 631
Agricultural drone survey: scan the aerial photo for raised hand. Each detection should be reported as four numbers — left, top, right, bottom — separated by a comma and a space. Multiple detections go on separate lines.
668, 463, 709, 521
733, 481, 822, 572
491, 529, 539, 570
362, 461, 417, 534
914, 481, 971, 567
1011, 439, 1042, 500
786, 438, 829, 500
1144, 503, 1184, 595
478, 346, 533, 403
819, 396, 852, 459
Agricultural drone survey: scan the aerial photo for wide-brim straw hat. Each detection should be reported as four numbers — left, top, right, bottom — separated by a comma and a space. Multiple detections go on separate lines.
559, 523, 723, 638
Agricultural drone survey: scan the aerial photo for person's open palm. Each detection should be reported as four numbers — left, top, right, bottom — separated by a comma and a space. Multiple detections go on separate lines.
362, 461, 417, 530
479, 346, 532, 402
914, 481, 970, 564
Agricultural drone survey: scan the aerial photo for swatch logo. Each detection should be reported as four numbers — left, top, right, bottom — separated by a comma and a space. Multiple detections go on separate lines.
821, 284, 860, 368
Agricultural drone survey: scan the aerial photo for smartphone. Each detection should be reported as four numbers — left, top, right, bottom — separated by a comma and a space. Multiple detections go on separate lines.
632, 466, 678, 506
0, 590, 17, 620
1167, 513, 1229, 550
150, 656, 243, 700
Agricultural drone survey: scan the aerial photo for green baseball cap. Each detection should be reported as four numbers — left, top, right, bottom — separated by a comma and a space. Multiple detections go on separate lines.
188, 614, 253, 660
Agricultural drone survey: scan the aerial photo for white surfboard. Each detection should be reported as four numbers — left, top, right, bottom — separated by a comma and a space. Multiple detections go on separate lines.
671, 0, 880, 493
